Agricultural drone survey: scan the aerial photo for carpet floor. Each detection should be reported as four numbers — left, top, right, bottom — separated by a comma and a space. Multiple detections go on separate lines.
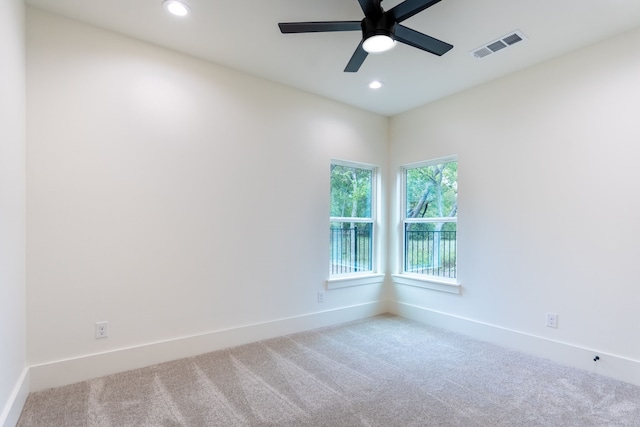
17, 315, 640, 426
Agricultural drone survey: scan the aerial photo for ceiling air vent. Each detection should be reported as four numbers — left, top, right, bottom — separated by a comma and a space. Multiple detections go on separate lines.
470, 30, 527, 59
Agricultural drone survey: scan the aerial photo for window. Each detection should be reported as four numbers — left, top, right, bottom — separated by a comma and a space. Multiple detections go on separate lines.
402, 157, 457, 280
330, 161, 376, 277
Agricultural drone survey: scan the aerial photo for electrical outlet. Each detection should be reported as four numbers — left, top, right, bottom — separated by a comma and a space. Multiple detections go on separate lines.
96, 321, 108, 338
318, 291, 325, 303
546, 313, 558, 328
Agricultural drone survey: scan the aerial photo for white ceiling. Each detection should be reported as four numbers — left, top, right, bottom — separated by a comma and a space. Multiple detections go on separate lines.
25, 0, 640, 116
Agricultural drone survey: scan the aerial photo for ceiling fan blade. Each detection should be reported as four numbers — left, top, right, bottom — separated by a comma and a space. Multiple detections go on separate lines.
394, 24, 453, 56
388, 0, 442, 23
358, 0, 382, 19
344, 41, 368, 72
278, 21, 362, 33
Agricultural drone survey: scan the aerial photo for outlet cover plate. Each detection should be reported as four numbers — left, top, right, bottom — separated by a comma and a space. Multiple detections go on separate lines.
546, 313, 558, 328
96, 321, 109, 338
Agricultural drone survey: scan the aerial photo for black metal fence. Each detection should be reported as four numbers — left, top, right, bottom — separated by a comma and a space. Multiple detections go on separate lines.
330, 224, 372, 275
405, 229, 456, 278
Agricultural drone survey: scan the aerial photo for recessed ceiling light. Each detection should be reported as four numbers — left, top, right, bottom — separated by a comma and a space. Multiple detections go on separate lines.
368, 80, 384, 89
163, 0, 190, 17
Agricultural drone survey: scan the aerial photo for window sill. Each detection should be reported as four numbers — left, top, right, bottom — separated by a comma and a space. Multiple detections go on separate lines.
326, 273, 385, 290
392, 274, 461, 294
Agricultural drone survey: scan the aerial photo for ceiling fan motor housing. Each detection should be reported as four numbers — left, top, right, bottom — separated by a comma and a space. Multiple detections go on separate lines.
362, 13, 396, 40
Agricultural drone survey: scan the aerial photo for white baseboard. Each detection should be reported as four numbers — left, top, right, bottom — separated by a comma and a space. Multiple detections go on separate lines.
0, 368, 29, 427
389, 301, 640, 387
29, 301, 386, 392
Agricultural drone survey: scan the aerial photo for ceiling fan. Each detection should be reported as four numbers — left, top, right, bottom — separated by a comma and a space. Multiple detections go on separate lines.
278, 0, 453, 72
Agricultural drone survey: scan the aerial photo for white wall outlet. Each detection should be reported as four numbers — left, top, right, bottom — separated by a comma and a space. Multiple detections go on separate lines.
546, 313, 558, 328
318, 291, 325, 303
96, 321, 108, 338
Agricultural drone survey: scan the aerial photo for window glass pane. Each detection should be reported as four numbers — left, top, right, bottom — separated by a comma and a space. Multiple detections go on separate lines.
330, 222, 373, 275
404, 222, 456, 278
330, 165, 372, 218
404, 159, 457, 279
405, 161, 457, 219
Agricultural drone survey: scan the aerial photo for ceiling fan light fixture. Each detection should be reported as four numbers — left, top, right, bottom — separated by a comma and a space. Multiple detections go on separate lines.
362, 34, 396, 53
162, 0, 190, 17
278, 0, 453, 72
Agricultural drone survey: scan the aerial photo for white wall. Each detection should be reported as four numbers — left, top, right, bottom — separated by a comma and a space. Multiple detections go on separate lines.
0, 0, 28, 426
26, 8, 388, 390
390, 26, 640, 384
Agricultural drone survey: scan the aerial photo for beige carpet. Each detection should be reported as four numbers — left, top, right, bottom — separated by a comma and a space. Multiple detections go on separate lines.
18, 315, 640, 426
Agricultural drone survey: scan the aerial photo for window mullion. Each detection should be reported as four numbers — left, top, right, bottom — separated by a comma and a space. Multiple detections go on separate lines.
404, 217, 457, 223
331, 217, 373, 223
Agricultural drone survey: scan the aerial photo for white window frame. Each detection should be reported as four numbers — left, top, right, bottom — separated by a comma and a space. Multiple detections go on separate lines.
393, 155, 461, 294
327, 159, 383, 289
